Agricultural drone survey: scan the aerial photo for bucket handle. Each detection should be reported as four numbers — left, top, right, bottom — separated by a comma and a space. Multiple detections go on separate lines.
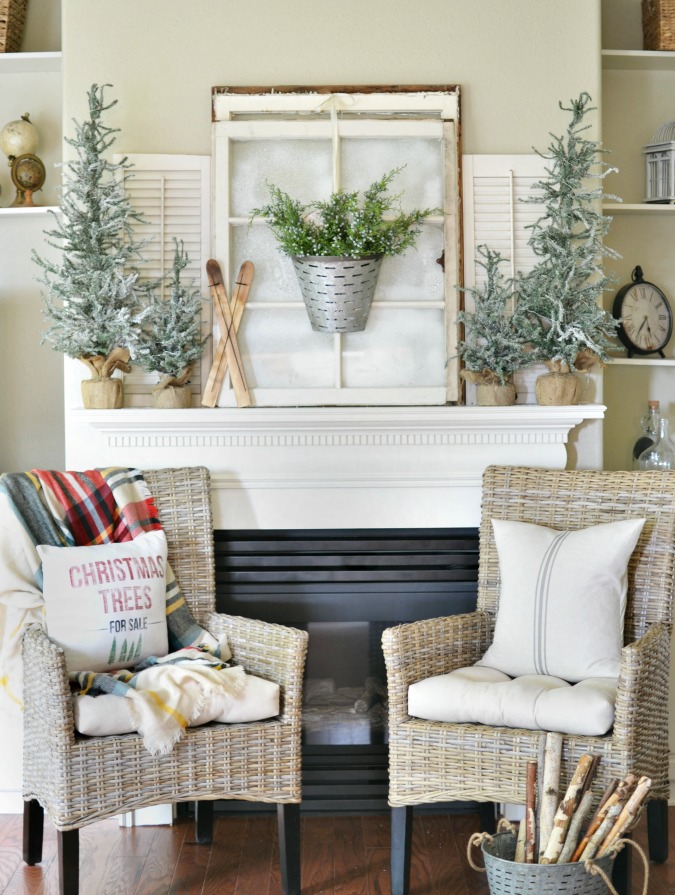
466, 819, 517, 872
467, 831, 649, 895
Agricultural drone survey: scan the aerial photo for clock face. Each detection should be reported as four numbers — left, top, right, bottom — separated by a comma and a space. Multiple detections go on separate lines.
615, 282, 673, 355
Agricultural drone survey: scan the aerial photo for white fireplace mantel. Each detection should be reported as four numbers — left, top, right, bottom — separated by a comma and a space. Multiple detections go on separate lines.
66, 404, 605, 530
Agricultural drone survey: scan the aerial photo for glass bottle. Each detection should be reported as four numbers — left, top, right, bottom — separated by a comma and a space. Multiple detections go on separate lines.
638, 416, 675, 470
633, 400, 661, 469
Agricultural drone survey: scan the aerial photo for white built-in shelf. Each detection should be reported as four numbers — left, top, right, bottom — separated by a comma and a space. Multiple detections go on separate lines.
604, 202, 675, 214
0, 205, 59, 217
0, 51, 61, 73
602, 49, 675, 71
609, 357, 675, 366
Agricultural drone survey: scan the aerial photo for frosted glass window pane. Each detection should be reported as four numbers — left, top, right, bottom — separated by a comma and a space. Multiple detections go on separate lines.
341, 139, 443, 209
374, 225, 445, 302
232, 224, 302, 302
230, 140, 332, 216
343, 309, 445, 387
239, 310, 335, 387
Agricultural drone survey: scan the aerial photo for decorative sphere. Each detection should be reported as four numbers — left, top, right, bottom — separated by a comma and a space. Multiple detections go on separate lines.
0, 114, 39, 159
11, 154, 45, 193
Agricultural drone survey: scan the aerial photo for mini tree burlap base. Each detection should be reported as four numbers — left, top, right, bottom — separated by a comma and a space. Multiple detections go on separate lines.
477, 382, 517, 406
81, 377, 124, 409
153, 384, 192, 408
535, 363, 582, 405
291, 254, 383, 333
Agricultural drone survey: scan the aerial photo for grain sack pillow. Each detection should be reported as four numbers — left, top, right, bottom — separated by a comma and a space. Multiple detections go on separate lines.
477, 517, 645, 682
37, 530, 169, 673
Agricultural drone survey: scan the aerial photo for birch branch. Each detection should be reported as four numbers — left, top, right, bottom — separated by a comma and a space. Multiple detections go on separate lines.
579, 803, 622, 860
515, 819, 527, 863
570, 774, 635, 862
541, 754, 594, 864
597, 776, 652, 856
538, 733, 562, 862
558, 789, 594, 863
525, 760, 537, 863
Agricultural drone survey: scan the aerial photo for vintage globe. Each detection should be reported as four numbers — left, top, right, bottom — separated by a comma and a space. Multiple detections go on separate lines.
11, 154, 46, 193
0, 113, 39, 160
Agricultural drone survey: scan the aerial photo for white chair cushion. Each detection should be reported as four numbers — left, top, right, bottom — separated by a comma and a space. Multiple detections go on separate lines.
407, 665, 617, 736
73, 673, 280, 735
477, 517, 644, 682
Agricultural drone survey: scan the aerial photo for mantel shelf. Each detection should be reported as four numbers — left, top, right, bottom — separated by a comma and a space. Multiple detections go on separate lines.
603, 202, 675, 214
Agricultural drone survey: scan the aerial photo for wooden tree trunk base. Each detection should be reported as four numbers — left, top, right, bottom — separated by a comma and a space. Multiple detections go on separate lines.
81, 377, 123, 409
535, 372, 580, 405
153, 385, 193, 409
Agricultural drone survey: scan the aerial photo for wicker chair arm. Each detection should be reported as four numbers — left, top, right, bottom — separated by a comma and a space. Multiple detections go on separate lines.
22, 623, 75, 749
205, 612, 308, 723
613, 622, 671, 772
382, 610, 493, 726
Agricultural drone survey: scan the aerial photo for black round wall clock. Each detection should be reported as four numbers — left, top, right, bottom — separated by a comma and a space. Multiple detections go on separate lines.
612, 265, 673, 358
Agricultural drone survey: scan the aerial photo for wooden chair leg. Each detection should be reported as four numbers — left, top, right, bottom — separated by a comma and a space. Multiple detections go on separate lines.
23, 799, 44, 865
277, 803, 301, 895
391, 805, 413, 895
195, 799, 214, 844
647, 798, 669, 863
478, 801, 497, 835
57, 828, 79, 895
611, 834, 632, 895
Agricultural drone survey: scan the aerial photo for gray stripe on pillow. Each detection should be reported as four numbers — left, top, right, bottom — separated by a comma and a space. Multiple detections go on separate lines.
533, 531, 570, 674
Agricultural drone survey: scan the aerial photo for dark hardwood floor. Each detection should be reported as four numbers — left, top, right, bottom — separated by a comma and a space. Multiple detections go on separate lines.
0, 806, 672, 894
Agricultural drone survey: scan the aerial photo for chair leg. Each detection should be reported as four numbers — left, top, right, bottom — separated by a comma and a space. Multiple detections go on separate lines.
478, 801, 497, 835
611, 835, 632, 895
391, 805, 413, 895
277, 803, 301, 895
195, 800, 214, 844
647, 798, 669, 863
57, 829, 79, 895
23, 799, 44, 865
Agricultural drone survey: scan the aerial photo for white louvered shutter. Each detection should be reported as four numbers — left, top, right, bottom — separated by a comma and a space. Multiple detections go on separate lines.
114, 154, 211, 405
461, 155, 548, 403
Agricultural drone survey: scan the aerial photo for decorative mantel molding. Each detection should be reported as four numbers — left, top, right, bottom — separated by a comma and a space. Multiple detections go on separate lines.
66, 404, 605, 530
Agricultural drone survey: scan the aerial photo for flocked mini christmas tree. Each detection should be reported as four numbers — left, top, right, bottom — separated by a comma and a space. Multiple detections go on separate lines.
456, 244, 531, 402
33, 83, 157, 408
516, 92, 619, 392
136, 239, 208, 408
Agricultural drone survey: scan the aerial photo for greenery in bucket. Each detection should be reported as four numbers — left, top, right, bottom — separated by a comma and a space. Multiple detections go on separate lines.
250, 167, 437, 257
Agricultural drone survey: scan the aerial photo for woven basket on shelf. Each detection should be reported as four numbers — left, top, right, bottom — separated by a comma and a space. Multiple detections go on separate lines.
0, 0, 28, 53
642, 0, 675, 50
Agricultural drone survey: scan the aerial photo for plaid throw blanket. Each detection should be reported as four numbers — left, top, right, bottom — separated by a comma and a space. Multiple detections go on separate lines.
0, 467, 244, 754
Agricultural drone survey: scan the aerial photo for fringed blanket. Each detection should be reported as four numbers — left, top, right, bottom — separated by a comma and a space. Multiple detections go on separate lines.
0, 467, 244, 754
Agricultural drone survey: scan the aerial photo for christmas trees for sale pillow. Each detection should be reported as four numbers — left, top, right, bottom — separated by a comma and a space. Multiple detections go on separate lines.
37, 530, 169, 673
477, 517, 645, 682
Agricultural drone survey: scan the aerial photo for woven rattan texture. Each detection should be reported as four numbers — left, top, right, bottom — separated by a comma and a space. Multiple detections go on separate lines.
642, 0, 675, 50
383, 465, 675, 808
22, 466, 308, 830
0, 0, 27, 52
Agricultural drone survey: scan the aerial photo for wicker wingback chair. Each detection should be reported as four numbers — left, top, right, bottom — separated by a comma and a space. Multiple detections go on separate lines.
382, 465, 675, 895
22, 467, 308, 895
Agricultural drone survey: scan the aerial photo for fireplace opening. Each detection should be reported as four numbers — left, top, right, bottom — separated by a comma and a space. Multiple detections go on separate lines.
215, 527, 479, 811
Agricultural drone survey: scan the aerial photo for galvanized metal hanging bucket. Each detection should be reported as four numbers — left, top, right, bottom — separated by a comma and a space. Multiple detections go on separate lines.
291, 254, 383, 333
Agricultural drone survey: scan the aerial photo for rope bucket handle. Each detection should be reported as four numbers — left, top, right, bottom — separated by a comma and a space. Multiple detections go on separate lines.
585, 838, 649, 895
466, 819, 517, 872
467, 830, 649, 895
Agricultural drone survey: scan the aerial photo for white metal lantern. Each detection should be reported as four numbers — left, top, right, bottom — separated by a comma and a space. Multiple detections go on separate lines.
644, 121, 675, 203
